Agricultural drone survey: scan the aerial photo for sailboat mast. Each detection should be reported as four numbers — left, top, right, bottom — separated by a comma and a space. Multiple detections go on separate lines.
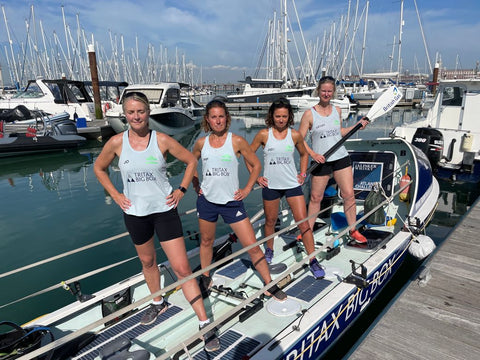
282, 0, 288, 83
396, 0, 404, 84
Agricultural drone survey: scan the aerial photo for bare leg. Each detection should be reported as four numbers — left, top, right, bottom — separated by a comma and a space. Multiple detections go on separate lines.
135, 238, 162, 302
263, 197, 280, 250
307, 175, 330, 230
161, 237, 208, 321
333, 166, 357, 227
198, 219, 217, 277
286, 195, 315, 255
230, 218, 272, 284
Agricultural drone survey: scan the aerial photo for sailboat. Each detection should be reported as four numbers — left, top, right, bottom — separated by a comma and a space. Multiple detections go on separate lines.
226, 0, 316, 104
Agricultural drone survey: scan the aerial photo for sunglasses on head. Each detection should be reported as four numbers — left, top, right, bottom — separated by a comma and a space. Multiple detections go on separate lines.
123, 91, 149, 101
319, 76, 336, 82
272, 97, 290, 105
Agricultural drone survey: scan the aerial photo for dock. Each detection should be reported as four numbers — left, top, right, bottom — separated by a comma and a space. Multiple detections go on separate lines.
349, 198, 480, 359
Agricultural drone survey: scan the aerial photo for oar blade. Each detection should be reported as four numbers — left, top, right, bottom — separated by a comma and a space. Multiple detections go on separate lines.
366, 85, 403, 121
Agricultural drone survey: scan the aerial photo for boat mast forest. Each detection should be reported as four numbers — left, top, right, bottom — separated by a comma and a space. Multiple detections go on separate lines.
1, 4, 200, 89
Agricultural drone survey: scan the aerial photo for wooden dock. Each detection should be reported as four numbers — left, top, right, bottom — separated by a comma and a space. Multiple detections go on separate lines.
349, 198, 480, 359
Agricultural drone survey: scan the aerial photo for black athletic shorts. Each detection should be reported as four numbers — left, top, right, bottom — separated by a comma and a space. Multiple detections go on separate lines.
123, 208, 183, 245
310, 155, 351, 176
262, 185, 304, 201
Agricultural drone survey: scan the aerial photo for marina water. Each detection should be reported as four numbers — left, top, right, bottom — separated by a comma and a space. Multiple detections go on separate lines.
1, 106, 478, 358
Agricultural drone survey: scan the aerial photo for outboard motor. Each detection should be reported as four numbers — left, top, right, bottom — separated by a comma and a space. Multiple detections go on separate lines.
53, 120, 80, 135
411, 127, 444, 167
0, 105, 32, 122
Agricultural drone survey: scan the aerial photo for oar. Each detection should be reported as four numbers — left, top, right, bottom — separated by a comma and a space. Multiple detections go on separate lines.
307, 85, 403, 174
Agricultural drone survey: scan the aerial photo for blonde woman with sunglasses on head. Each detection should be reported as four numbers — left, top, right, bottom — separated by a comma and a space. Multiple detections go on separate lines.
94, 91, 220, 352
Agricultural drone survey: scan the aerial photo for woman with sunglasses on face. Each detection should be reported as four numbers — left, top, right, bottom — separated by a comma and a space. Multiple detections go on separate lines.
192, 99, 287, 302
93, 92, 220, 352
298, 76, 369, 244
249, 98, 325, 278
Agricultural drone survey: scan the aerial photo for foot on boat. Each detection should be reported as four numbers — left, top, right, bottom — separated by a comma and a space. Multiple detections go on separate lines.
140, 302, 168, 325
199, 323, 221, 352
198, 274, 212, 299
265, 247, 274, 264
349, 229, 367, 244
309, 258, 325, 279
265, 284, 287, 302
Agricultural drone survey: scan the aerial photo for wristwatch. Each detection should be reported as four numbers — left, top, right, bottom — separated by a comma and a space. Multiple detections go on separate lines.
178, 186, 187, 193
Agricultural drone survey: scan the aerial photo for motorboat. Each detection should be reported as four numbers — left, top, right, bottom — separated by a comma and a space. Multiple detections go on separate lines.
0, 105, 70, 134
0, 113, 87, 157
3, 136, 440, 360
226, 77, 315, 104
105, 83, 202, 136
0, 78, 97, 122
287, 94, 355, 113
391, 78, 480, 183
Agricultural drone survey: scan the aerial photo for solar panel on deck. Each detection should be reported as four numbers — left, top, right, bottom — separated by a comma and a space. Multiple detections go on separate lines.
193, 329, 260, 360
74, 304, 183, 360
285, 276, 332, 302
215, 259, 253, 279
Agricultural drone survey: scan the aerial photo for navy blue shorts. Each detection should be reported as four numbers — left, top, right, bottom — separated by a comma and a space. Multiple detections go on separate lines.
123, 208, 183, 245
196, 194, 248, 224
262, 186, 304, 201
310, 156, 351, 176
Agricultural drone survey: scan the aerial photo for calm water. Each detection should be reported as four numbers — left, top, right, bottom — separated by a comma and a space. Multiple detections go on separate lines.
1, 106, 478, 357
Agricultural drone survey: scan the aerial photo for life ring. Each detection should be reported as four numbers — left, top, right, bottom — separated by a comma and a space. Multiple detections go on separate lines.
399, 166, 411, 202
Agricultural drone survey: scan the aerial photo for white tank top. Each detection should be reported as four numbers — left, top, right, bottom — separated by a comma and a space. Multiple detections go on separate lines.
119, 130, 173, 216
200, 132, 239, 204
263, 128, 299, 189
310, 106, 348, 161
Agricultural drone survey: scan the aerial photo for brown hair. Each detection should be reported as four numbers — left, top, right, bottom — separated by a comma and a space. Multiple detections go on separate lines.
265, 98, 294, 127
202, 99, 231, 132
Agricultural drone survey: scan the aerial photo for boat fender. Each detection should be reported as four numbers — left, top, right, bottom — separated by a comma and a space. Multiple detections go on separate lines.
408, 234, 436, 260
399, 166, 411, 202
460, 133, 473, 152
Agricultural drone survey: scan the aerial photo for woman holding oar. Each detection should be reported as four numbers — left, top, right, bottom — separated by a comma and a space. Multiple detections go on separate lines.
298, 76, 369, 244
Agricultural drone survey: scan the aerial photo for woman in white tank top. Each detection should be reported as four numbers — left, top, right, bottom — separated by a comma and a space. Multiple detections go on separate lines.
192, 99, 287, 301
298, 76, 369, 244
249, 98, 325, 278
94, 92, 220, 351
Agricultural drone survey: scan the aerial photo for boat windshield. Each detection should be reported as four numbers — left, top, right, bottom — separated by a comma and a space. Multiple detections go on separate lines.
124, 89, 163, 104
441, 86, 464, 106
12, 83, 44, 99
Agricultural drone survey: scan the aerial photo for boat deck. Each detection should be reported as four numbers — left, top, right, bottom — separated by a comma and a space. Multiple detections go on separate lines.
349, 198, 480, 359
76, 119, 115, 141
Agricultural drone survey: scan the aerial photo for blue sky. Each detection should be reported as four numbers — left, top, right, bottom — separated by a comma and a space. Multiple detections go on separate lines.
1, 0, 479, 85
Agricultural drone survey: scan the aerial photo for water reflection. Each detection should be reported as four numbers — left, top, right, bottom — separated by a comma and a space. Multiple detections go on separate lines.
0, 151, 93, 191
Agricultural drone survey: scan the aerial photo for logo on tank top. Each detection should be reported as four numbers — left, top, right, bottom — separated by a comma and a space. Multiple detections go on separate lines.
285, 144, 294, 152
127, 171, 157, 182
145, 156, 159, 164
205, 168, 230, 176
220, 154, 233, 161
269, 156, 291, 165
